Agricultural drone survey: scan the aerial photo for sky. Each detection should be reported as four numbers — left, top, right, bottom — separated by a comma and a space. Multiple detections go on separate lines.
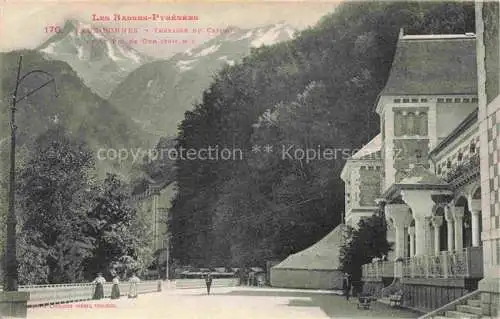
0, 0, 341, 57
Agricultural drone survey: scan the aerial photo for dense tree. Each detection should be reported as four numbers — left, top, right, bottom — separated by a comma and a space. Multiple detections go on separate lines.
339, 210, 392, 292
84, 173, 153, 279
16, 125, 96, 284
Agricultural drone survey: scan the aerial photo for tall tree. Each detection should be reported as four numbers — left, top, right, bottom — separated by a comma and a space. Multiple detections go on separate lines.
16, 125, 96, 284
339, 210, 392, 291
84, 173, 152, 279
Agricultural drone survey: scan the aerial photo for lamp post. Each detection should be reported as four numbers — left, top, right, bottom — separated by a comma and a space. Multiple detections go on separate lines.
4, 55, 57, 291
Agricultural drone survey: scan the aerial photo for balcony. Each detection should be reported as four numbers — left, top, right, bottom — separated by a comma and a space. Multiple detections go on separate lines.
442, 153, 480, 188
362, 247, 483, 280
402, 247, 483, 279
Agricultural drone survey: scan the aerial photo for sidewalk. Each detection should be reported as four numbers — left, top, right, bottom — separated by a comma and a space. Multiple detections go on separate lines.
28, 286, 422, 319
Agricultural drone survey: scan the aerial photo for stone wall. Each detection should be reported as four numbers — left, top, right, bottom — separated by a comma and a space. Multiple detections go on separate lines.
401, 278, 479, 313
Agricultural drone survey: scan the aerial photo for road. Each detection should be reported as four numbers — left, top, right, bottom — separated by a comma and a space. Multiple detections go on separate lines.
28, 286, 421, 319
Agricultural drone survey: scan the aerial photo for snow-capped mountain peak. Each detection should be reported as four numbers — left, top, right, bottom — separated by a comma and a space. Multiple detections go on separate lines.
170, 22, 296, 73
37, 19, 152, 98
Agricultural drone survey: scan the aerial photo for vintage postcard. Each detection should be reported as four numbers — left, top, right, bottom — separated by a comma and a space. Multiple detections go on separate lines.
0, 1, 499, 318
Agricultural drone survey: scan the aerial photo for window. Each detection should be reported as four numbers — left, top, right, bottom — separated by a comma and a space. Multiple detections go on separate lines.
457, 152, 463, 161
454, 98, 461, 103
418, 112, 428, 135
437, 98, 444, 103
446, 98, 453, 103
472, 97, 478, 103
420, 98, 428, 103
437, 165, 442, 175
394, 99, 401, 103
407, 112, 416, 135
446, 160, 452, 168
411, 98, 418, 103
403, 98, 410, 103
470, 143, 476, 154
463, 98, 470, 103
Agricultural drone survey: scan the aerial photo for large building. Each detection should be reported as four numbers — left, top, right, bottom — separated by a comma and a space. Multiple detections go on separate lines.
131, 180, 176, 277
342, 8, 499, 316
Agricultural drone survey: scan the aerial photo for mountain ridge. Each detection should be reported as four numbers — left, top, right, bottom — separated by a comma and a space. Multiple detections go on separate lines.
109, 22, 297, 138
37, 19, 154, 98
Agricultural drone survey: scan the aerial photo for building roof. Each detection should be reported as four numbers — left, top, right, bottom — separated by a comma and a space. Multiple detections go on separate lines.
429, 108, 478, 158
399, 164, 448, 185
381, 34, 477, 96
351, 134, 382, 160
341, 134, 382, 181
272, 224, 345, 271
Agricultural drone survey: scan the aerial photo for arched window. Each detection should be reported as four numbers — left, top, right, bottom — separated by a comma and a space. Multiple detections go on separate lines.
394, 111, 405, 136
407, 112, 416, 135
418, 112, 428, 135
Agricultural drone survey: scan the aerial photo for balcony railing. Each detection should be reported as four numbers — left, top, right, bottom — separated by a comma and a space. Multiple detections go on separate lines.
362, 247, 483, 280
362, 260, 394, 280
401, 247, 483, 279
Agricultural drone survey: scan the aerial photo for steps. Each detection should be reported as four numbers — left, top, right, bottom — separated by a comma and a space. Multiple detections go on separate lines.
431, 297, 483, 319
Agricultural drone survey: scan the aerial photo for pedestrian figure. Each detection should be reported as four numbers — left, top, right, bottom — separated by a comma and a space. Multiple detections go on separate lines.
128, 273, 140, 298
111, 274, 121, 299
205, 272, 213, 295
342, 273, 352, 301
92, 272, 106, 300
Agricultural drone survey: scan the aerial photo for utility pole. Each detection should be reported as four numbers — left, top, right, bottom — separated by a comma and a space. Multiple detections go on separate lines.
4, 55, 57, 291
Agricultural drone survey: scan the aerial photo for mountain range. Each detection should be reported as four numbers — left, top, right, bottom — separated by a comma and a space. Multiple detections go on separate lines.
109, 22, 296, 137
0, 50, 152, 181
36, 19, 297, 138
37, 19, 153, 99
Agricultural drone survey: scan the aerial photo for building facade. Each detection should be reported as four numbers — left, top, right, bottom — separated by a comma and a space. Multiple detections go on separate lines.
475, 1, 500, 316
343, 22, 498, 316
131, 181, 176, 277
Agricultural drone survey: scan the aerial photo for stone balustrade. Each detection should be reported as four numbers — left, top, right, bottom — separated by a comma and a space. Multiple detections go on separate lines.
361, 260, 394, 280
1, 280, 162, 307
401, 247, 483, 279
362, 247, 483, 280
174, 278, 239, 289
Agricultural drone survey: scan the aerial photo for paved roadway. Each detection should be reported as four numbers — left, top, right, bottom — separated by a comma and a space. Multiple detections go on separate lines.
28, 286, 421, 319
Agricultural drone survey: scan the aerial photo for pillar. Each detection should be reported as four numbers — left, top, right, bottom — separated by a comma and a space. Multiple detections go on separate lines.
453, 207, 465, 252
408, 226, 415, 257
445, 206, 455, 251
414, 216, 427, 256
385, 204, 413, 277
385, 204, 413, 258
432, 216, 443, 255
401, 190, 439, 256
470, 199, 482, 247
471, 210, 480, 247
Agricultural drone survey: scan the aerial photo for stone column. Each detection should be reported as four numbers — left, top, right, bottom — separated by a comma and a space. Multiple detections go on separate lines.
414, 216, 427, 256
445, 206, 455, 252
453, 207, 465, 252
402, 190, 438, 256
408, 226, 415, 257
471, 210, 480, 247
432, 216, 443, 255
385, 204, 412, 277
385, 204, 412, 258
470, 199, 481, 247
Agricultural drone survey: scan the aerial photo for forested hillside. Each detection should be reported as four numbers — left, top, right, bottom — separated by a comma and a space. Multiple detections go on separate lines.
170, 1, 475, 267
